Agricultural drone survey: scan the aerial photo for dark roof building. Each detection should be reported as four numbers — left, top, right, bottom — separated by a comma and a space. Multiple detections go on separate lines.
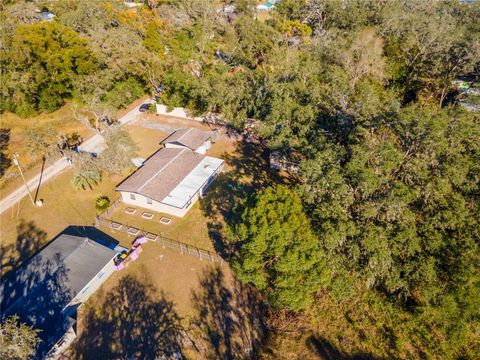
0, 232, 118, 358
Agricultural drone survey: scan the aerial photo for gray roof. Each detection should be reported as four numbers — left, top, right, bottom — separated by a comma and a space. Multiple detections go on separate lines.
162, 128, 214, 151
0, 233, 116, 357
116, 147, 205, 202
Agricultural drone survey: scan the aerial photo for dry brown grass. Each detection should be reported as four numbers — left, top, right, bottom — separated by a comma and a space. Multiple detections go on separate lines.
0, 168, 123, 272
101, 201, 214, 251
0, 104, 94, 191
89, 244, 225, 316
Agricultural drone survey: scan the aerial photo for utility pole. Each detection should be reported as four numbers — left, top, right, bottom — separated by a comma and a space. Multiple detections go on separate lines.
12, 153, 36, 207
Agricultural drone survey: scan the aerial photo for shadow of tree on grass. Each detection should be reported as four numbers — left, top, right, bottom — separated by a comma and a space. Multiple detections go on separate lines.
189, 267, 267, 360
1, 219, 48, 276
0, 128, 11, 178
200, 140, 294, 260
306, 336, 385, 360
73, 274, 184, 360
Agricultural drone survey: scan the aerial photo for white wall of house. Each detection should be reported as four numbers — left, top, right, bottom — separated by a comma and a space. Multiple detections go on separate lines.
62, 258, 116, 317
120, 191, 197, 218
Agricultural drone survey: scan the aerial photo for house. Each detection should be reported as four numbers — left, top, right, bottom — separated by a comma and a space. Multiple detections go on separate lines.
38, 10, 55, 21
270, 150, 301, 174
161, 127, 216, 154
116, 147, 224, 217
257, 0, 280, 11
0, 229, 122, 359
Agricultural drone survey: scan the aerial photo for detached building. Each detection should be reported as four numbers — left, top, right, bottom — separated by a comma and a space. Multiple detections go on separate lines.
0, 231, 120, 359
162, 127, 216, 154
116, 128, 223, 217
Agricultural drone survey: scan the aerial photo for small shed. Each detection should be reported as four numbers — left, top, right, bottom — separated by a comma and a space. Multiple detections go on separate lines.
162, 128, 217, 154
269, 150, 301, 174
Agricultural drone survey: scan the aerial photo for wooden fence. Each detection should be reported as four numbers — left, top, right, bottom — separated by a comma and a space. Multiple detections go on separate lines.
95, 216, 223, 265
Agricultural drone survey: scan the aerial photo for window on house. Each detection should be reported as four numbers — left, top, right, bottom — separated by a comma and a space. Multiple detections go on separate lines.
147, 198, 152, 205
130, 193, 136, 200
97, 271, 105, 279
81, 286, 89, 294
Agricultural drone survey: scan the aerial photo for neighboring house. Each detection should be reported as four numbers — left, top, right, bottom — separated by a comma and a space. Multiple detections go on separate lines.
116, 147, 224, 217
161, 128, 216, 154
0, 231, 121, 359
270, 150, 301, 174
124, 1, 144, 8
257, 0, 280, 11
38, 11, 55, 21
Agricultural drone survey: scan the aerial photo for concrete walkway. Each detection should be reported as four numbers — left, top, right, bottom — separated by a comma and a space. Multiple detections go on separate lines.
0, 101, 151, 214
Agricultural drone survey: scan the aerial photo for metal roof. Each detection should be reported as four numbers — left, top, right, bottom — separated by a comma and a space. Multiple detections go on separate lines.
161, 156, 224, 208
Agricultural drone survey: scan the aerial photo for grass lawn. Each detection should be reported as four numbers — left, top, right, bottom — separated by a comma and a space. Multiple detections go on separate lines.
0, 103, 94, 191
100, 200, 214, 251
84, 244, 225, 317
123, 124, 168, 158
74, 244, 265, 359
0, 169, 123, 273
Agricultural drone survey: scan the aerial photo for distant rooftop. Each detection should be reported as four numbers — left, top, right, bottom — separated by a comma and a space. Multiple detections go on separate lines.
39, 11, 55, 21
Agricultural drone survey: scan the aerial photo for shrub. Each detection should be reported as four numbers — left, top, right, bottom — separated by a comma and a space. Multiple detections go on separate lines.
95, 195, 110, 211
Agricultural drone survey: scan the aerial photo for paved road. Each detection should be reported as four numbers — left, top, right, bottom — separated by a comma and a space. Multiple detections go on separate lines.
0, 102, 150, 214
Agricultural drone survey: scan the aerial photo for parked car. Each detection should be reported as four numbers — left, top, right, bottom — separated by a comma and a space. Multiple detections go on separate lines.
139, 103, 152, 112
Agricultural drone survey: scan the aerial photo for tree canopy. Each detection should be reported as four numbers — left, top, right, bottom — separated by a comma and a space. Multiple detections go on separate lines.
2, 0, 480, 358
1, 21, 95, 115
232, 185, 330, 311
0, 316, 40, 360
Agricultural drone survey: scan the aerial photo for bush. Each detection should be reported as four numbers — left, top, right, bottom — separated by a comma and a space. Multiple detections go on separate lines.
95, 195, 110, 211
103, 77, 146, 109
148, 103, 157, 113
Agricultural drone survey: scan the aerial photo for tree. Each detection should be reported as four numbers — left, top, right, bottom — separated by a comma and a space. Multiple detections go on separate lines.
71, 152, 102, 190
339, 27, 387, 88
4, 21, 96, 115
97, 127, 138, 175
0, 316, 41, 360
25, 125, 60, 161
232, 185, 330, 311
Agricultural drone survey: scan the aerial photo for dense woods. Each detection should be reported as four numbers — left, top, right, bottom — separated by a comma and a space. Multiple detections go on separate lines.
1, 0, 479, 358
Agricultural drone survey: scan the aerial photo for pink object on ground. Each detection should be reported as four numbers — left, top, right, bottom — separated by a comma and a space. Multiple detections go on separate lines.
130, 249, 138, 260
133, 236, 148, 247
